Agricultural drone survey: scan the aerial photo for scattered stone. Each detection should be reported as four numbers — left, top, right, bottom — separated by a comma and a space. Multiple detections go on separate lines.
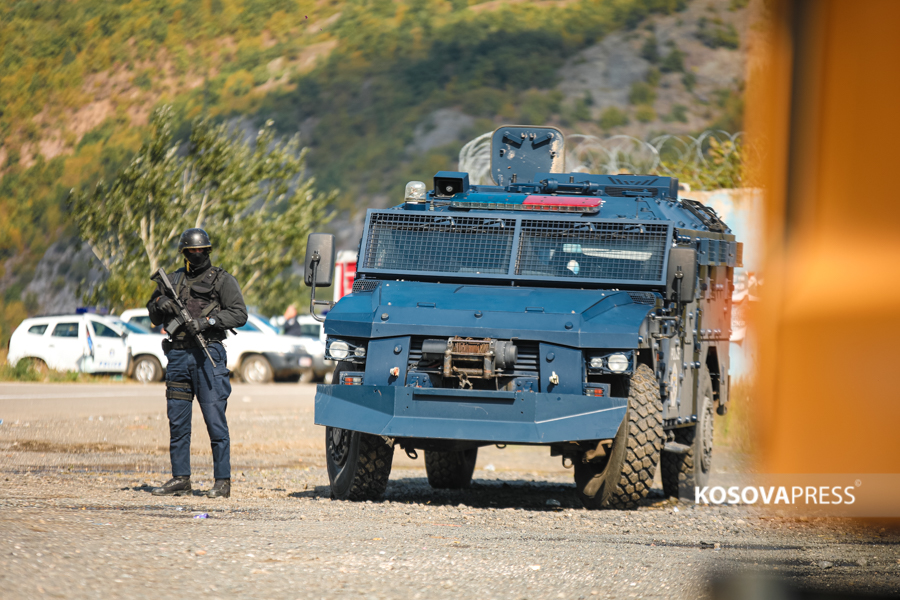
857, 558, 868, 567
546, 499, 561, 507
818, 561, 834, 569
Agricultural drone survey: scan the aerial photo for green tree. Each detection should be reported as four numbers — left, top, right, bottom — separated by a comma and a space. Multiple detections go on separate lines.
70, 106, 336, 314
599, 106, 629, 130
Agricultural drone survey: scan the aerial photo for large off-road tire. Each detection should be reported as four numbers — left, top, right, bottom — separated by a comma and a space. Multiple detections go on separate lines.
326, 428, 394, 500
132, 355, 163, 383
662, 370, 715, 499
425, 448, 478, 489
325, 361, 394, 500
574, 363, 664, 510
239, 354, 273, 383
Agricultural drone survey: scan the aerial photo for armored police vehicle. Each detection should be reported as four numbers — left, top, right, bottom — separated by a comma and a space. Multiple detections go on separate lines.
304, 126, 741, 509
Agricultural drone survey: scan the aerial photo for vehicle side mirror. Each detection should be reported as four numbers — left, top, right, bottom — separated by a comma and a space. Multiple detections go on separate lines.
666, 247, 697, 303
304, 233, 335, 288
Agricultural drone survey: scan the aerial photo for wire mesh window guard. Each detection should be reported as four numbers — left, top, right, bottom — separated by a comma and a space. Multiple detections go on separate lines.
363, 213, 515, 275
515, 220, 669, 281
360, 211, 670, 284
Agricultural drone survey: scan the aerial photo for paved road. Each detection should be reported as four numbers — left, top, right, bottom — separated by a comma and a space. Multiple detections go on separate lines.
1, 383, 897, 599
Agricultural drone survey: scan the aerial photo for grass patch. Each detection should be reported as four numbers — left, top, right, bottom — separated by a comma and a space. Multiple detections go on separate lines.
0, 349, 113, 383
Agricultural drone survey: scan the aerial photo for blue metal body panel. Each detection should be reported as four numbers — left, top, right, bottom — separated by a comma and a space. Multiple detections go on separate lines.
315, 384, 627, 444
324, 282, 655, 350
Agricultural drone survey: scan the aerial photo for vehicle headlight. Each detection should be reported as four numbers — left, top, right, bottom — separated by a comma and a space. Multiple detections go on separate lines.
329, 341, 350, 360
606, 353, 630, 373
589, 356, 604, 369
354, 346, 366, 358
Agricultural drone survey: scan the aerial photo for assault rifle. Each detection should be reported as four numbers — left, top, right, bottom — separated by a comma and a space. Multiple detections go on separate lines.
151, 268, 216, 367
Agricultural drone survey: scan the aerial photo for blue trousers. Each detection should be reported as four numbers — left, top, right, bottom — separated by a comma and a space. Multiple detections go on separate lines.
164, 342, 232, 480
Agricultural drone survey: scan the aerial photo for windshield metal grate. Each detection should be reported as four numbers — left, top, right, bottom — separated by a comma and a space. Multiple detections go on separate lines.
363, 213, 515, 275
515, 220, 669, 282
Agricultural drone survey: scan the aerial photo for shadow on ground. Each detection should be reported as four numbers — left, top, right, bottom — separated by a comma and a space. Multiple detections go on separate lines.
290, 476, 671, 512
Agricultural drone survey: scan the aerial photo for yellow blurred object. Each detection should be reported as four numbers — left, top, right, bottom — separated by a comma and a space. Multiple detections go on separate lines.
748, 0, 900, 476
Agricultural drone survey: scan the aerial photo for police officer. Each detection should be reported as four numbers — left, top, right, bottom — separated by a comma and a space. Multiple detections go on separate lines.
147, 228, 247, 498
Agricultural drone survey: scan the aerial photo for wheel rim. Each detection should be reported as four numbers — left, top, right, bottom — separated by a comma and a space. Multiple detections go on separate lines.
245, 359, 269, 383
135, 360, 156, 383
329, 427, 350, 466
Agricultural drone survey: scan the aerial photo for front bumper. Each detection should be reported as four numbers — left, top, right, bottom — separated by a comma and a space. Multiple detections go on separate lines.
264, 352, 313, 377
315, 384, 627, 444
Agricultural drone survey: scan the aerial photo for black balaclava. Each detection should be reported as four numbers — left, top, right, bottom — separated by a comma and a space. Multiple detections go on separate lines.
185, 249, 211, 274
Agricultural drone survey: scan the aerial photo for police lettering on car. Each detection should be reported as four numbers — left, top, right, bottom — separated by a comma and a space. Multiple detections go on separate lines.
147, 228, 247, 498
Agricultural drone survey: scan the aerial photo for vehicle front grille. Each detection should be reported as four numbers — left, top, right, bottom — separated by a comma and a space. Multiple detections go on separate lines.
627, 291, 658, 305
352, 279, 380, 293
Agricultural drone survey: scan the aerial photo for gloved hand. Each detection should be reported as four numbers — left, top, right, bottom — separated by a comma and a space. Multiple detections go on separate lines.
156, 296, 178, 317
184, 318, 210, 336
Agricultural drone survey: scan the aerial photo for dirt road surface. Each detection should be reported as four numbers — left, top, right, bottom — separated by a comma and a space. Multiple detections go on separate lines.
1, 382, 897, 599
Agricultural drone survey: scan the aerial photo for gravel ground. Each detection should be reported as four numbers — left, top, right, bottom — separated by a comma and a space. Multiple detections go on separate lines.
1, 382, 898, 599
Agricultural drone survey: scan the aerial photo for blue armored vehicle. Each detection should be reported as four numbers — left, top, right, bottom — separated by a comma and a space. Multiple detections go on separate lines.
304, 126, 741, 509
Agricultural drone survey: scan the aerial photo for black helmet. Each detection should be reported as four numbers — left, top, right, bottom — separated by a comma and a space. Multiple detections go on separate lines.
178, 228, 212, 253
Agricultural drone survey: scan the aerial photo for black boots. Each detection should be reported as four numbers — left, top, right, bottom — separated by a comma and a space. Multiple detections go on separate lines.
151, 476, 192, 496
207, 479, 231, 498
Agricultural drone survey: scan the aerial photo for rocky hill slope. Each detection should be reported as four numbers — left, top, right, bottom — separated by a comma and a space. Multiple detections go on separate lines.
0, 0, 753, 344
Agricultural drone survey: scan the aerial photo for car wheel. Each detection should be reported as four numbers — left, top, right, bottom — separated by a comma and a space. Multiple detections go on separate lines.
240, 354, 274, 383
17, 358, 48, 379
298, 368, 316, 384
132, 356, 163, 383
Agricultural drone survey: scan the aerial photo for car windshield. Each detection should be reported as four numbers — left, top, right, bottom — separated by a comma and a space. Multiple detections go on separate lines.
299, 323, 321, 337
117, 320, 153, 334
252, 314, 279, 334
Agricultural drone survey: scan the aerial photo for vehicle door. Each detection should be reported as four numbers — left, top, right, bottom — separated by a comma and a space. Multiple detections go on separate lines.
84, 319, 129, 373
19, 321, 52, 364
46, 320, 87, 371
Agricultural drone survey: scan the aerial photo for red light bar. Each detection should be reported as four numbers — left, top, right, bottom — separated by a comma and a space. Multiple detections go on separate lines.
524, 195, 603, 210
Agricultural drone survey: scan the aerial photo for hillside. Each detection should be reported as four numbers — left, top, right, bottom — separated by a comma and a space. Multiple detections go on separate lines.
0, 0, 752, 344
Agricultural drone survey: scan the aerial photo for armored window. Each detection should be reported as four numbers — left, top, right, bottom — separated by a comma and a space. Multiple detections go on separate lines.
363, 213, 515, 275
516, 220, 668, 282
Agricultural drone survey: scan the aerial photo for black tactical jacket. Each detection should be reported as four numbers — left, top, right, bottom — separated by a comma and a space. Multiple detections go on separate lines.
147, 263, 248, 340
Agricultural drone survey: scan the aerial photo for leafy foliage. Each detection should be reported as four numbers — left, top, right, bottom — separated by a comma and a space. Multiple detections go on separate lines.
599, 106, 629, 130
658, 136, 746, 190
70, 107, 336, 314
697, 17, 740, 50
